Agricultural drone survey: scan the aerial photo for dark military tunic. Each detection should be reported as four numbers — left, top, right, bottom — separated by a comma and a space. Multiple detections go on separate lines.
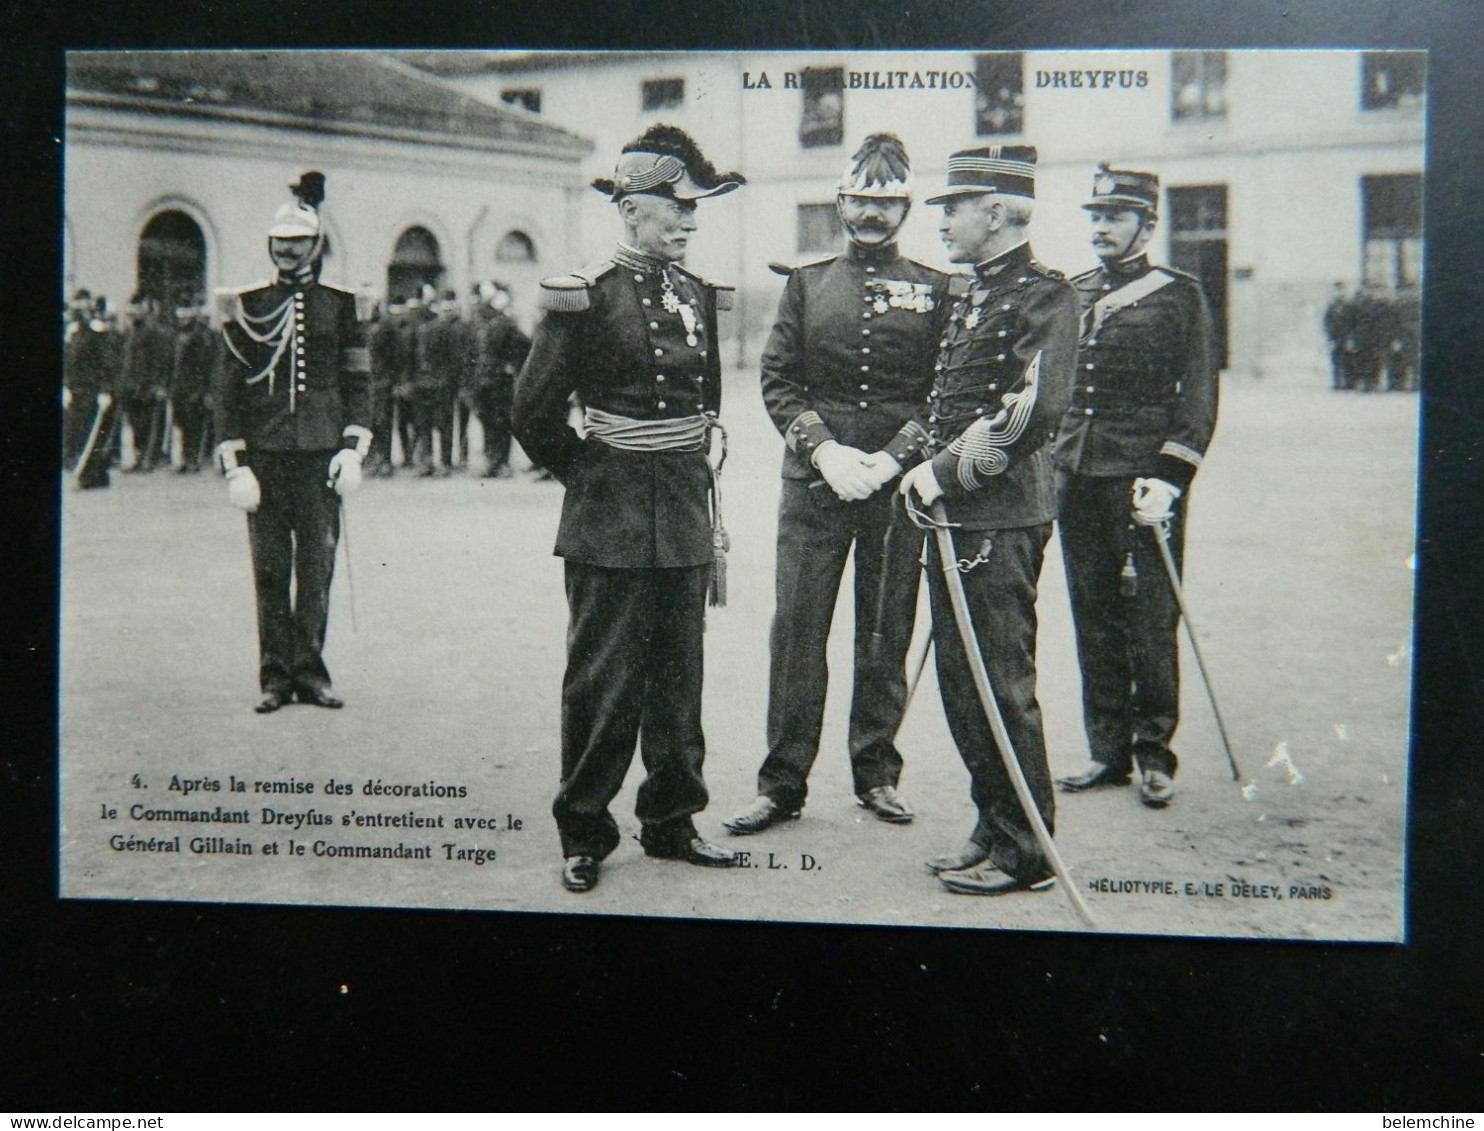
468, 306, 529, 475
63, 320, 123, 488
169, 320, 218, 472
1053, 252, 1218, 779
215, 276, 372, 697
923, 241, 1079, 882
754, 242, 950, 809
411, 309, 461, 473
118, 316, 173, 470
512, 244, 727, 860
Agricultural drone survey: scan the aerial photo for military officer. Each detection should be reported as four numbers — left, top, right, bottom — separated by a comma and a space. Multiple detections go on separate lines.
64, 295, 123, 490
513, 124, 744, 893
214, 172, 373, 713
725, 134, 950, 836
118, 296, 173, 472
468, 281, 529, 478
1053, 165, 1218, 809
412, 290, 461, 477
899, 146, 1080, 896
169, 302, 216, 473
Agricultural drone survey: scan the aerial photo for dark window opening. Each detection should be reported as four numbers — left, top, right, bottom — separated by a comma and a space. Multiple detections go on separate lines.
1362, 52, 1426, 111
642, 77, 684, 112
136, 210, 206, 312
500, 88, 541, 114
974, 53, 1024, 136
387, 226, 444, 303
799, 67, 844, 148
1172, 51, 1228, 121
1168, 184, 1230, 368
1362, 173, 1424, 292
495, 230, 536, 263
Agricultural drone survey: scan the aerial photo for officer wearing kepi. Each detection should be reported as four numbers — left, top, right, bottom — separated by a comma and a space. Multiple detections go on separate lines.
1053, 165, 1218, 809
899, 145, 1080, 896
214, 172, 373, 714
725, 133, 950, 837
513, 125, 744, 893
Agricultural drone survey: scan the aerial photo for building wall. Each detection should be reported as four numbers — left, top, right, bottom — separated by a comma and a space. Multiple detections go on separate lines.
64, 101, 591, 332
448, 49, 1425, 378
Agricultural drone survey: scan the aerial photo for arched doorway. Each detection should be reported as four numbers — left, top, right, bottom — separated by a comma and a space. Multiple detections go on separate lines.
137, 210, 206, 310
495, 230, 536, 264
388, 226, 444, 302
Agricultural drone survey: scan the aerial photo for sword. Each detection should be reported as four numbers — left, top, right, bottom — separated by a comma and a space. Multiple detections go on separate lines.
339, 495, 358, 633
70, 395, 109, 487
927, 500, 1096, 927
1148, 517, 1242, 782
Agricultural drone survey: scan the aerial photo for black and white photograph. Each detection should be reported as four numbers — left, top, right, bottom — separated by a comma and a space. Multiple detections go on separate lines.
58, 47, 1424, 941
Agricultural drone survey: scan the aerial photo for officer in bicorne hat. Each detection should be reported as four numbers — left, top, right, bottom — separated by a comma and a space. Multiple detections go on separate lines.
899, 145, 1080, 896
214, 172, 373, 713
514, 125, 744, 894
1053, 164, 1218, 809
725, 133, 951, 837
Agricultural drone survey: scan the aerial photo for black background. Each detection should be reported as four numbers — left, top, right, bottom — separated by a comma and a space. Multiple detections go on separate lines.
5, 0, 1481, 1110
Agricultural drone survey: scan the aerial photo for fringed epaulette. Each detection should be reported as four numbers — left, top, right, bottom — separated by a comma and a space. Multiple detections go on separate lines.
674, 264, 736, 310
1155, 264, 1202, 284
767, 253, 837, 277
1030, 259, 1066, 281
537, 260, 616, 313
214, 283, 266, 326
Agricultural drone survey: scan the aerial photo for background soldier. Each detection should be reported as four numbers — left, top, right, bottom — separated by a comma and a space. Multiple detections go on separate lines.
900, 145, 1079, 896
364, 300, 404, 476
169, 302, 216, 473
214, 171, 372, 713
64, 295, 123, 490
1323, 282, 1352, 391
118, 295, 173, 472
726, 134, 950, 837
1053, 164, 1219, 809
513, 124, 744, 894
412, 288, 460, 476
468, 281, 529, 478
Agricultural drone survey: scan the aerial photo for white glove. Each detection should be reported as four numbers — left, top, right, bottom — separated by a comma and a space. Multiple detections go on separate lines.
812, 441, 877, 502
97, 392, 113, 410
62, 387, 73, 410
327, 449, 363, 496
1131, 477, 1180, 526
860, 451, 902, 492
226, 466, 261, 513
899, 460, 944, 506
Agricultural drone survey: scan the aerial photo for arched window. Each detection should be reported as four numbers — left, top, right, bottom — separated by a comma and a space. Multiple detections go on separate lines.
495, 230, 536, 263
137, 210, 206, 310
388, 226, 444, 302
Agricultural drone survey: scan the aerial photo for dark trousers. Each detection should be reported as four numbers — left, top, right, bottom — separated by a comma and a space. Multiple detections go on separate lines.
411, 386, 453, 471
555, 561, 711, 859
473, 385, 512, 472
69, 398, 116, 488
926, 522, 1054, 883
368, 389, 396, 472
1058, 475, 1185, 778
120, 392, 166, 469
246, 451, 340, 696
757, 480, 922, 808
174, 397, 209, 470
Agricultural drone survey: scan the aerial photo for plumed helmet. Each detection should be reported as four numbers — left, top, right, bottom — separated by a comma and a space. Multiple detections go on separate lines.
838, 133, 913, 200
268, 171, 327, 238
592, 124, 745, 203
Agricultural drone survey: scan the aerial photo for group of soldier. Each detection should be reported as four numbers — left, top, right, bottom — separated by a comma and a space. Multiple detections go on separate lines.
511, 125, 1218, 903
62, 293, 219, 489
118, 127, 1220, 909
364, 283, 532, 481
61, 278, 531, 492
1323, 282, 1419, 392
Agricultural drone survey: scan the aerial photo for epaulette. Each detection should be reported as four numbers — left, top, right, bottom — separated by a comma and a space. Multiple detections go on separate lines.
947, 273, 973, 297
1155, 264, 1201, 284
902, 256, 948, 279
318, 280, 355, 296
214, 283, 266, 325
538, 260, 617, 313
673, 264, 736, 310
1029, 260, 1066, 281
767, 253, 838, 277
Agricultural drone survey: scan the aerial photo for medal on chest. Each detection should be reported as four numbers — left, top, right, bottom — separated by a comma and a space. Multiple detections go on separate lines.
661, 275, 700, 347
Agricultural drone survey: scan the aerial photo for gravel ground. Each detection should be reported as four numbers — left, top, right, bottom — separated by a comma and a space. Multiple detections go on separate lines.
59, 373, 1415, 940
